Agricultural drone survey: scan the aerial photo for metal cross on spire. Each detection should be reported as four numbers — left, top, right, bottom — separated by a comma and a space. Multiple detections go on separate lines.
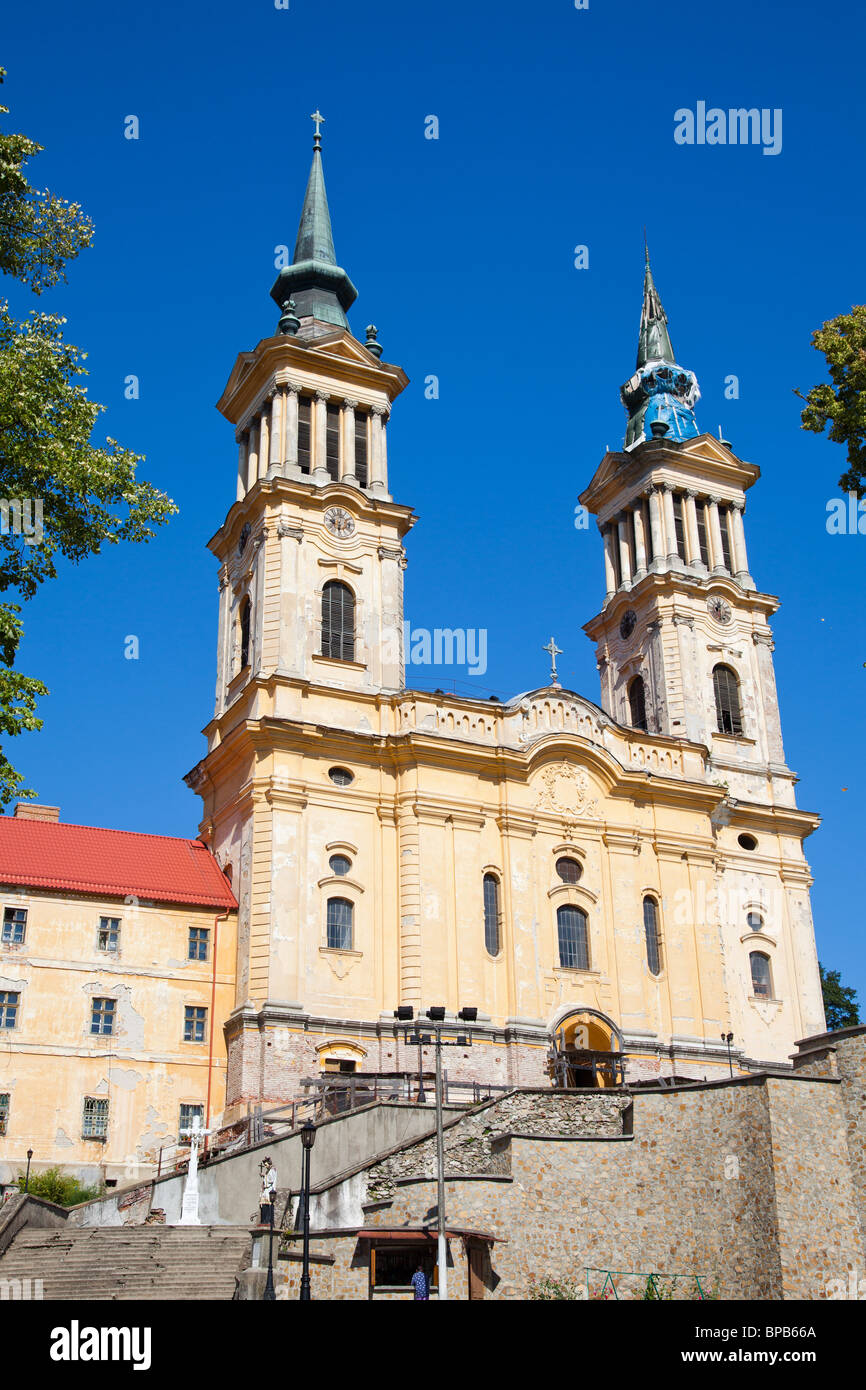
543, 636, 563, 687
310, 108, 325, 148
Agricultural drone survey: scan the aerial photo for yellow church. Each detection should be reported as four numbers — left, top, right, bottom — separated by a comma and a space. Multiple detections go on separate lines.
0, 121, 825, 1184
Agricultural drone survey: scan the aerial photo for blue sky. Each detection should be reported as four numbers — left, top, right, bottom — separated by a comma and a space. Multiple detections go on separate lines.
2, 0, 864, 1001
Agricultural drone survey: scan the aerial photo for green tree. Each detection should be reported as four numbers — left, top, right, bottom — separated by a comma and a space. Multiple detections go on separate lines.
820, 963, 860, 1032
796, 306, 866, 497
0, 68, 175, 804
16, 1165, 103, 1207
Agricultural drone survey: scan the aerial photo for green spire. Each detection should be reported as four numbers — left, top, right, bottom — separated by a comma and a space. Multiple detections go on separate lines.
270, 111, 358, 333
637, 237, 676, 367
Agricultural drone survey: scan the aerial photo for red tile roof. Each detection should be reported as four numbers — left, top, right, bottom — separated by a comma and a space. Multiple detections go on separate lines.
0, 817, 237, 910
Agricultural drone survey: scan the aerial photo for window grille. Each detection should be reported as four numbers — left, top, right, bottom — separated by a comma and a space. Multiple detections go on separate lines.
326, 898, 354, 951
82, 1096, 109, 1139
483, 874, 501, 955
557, 905, 590, 970
555, 857, 582, 885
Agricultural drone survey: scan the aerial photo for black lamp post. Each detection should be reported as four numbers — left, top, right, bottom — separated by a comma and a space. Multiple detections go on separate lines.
24, 1148, 33, 1194
721, 1032, 734, 1078
299, 1121, 316, 1301
263, 1193, 276, 1302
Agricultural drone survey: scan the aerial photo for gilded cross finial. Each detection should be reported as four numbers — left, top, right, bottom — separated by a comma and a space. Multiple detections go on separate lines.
311, 108, 325, 148
543, 636, 563, 687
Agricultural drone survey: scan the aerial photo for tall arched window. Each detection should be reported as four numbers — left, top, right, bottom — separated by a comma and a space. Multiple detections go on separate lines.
483, 874, 501, 956
239, 596, 251, 670
628, 675, 648, 731
713, 664, 743, 735
326, 897, 354, 951
557, 905, 589, 971
322, 581, 355, 662
643, 896, 661, 976
750, 951, 772, 999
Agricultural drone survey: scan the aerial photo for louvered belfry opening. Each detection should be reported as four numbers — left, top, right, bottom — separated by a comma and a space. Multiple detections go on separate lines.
628, 675, 648, 731
355, 413, 369, 488
322, 580, 355, 661
297, 397, 312, 474
713, 663, 742, 735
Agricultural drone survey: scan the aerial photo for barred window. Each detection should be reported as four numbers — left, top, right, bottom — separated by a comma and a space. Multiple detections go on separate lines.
557, 905, 590, 971
2, 907, 26, 944
750, 951, 772, 999
179, 1103, 204, 1137
321, 581, 355, 662
643, 897, 662, 976
0, 991, 19, 1029
326, 897, 354, 951
713, 664, 743, 735
98, 917, 120, 952
355, 414, 369, 488
188, 927, 209, 962
628, 675, 648, 731
0, 1092, 8, 1136
297, 396, 312, 473
82, 1096, 109, 1140
91, 997, 116, 1036
483, 873, 501, 956
183, 1005, 208, 1043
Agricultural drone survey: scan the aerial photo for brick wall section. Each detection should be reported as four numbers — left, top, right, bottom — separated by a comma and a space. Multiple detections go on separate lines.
366, 1091, 630, 1200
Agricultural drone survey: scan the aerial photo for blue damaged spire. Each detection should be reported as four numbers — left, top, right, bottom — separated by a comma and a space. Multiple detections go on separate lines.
620, 242, 700, 449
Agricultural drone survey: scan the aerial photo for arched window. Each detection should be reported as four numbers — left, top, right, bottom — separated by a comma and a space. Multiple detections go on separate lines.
750, 951, 772, 999
628, 675, 648, 731
713, 664, 742, 735
322, 581, 355, 662
483, 874, 501, 956
239, 596, 251, 669
557, 905, 589, 971
643, 896, 661, 976
326, 897, 354, 951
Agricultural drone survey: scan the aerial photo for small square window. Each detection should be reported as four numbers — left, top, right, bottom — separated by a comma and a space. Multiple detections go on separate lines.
188, 927, 209, 962
0, 991, 19, 1029
82, 1096, 108, 1139
90, 997, 116, 1036
183, 1006, 207, 1043
179, 1102, 204, 1136
0, 1093, 9, 1136
2, 907, 27, 945
97, 917, 120, 952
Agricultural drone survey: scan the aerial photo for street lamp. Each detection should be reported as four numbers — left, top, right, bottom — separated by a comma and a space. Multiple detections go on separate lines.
721, 1032, 734, 1078
299, 1121, 316, 1301
399, 1004, 477, 1301
263, 1189, 276, 1302
24, 1148, 33, 1194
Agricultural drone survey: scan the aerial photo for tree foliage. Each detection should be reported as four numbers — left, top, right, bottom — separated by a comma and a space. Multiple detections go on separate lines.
797, 306, 866, 497
820, 963, 860, 1032
16, 1165, 104, 1207
0, 68, 176, 804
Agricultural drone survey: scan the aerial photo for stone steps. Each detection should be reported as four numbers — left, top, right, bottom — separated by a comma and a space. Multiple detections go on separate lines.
0, 1225, 252, 1300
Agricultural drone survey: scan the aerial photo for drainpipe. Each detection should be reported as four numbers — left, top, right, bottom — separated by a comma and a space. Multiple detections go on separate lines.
204, 907, 231, 1153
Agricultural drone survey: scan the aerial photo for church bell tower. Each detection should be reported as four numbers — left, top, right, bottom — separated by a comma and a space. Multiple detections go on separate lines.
580, 247, 791, 807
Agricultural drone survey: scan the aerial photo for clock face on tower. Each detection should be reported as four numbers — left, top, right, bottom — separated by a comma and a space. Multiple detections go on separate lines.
619, 609, 636, 640
324, 506, 356, 539
707, 595, 732, 625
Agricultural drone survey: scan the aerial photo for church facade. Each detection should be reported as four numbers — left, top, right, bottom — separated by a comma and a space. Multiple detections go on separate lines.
184, 124, 826, 1121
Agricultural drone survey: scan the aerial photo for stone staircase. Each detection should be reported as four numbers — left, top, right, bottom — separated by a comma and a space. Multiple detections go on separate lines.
0, 1225, 252, 1300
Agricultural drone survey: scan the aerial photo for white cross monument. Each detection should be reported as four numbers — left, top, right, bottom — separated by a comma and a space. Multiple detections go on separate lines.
178, 1117, 214, 1225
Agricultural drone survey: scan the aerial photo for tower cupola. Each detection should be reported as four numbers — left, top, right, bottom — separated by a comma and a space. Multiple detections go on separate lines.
620, 243, 700, 449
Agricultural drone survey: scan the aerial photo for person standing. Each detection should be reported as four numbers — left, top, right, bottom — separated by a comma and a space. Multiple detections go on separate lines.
411, 1261, 429, 1301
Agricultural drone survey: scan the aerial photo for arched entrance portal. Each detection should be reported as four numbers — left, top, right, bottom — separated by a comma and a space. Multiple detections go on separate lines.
549, 1009, 625, 1089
